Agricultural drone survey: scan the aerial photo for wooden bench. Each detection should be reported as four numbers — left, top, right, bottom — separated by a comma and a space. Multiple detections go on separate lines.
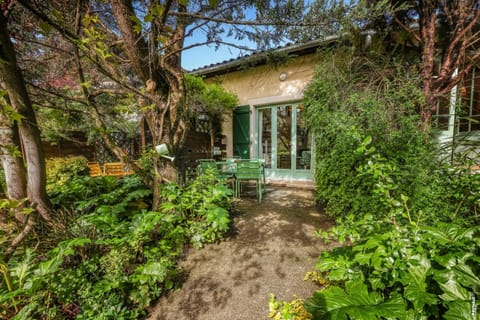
104, 162, 135, 177
88, 162, 104, 177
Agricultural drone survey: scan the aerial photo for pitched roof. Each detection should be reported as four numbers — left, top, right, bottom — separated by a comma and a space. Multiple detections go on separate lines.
190, 36, 339, 77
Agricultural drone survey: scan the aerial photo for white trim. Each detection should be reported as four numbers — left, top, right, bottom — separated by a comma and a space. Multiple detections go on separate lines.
247, 95, 304, 159
448, 68, 459, 137
247, 94, 303, 107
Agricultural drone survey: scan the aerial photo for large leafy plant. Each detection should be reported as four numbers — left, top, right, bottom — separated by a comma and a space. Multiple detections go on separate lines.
297, 49, 480, 320
304, 147, 480, 319
46, 156, 89, 192
1, 172, 232, 319
306, 216, 480, 319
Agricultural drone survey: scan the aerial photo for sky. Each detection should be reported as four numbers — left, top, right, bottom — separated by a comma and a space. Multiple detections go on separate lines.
181, 42, 245, 71
180, 0, 316, 71
180, 9, 258, 71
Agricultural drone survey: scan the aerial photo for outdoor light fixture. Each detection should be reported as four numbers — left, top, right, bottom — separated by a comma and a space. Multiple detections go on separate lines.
279, 72, 287, 81
155, 144, 175, 162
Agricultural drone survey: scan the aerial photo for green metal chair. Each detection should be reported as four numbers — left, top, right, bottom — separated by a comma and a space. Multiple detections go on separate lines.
235, 159, 264, 203
198, 159, 237, 195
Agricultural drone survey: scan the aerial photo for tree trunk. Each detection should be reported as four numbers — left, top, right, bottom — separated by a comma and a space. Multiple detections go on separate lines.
0, 113, 28, 223
419, 1, 437, 129
0, 12, 51, 221
109, 0, 190, 209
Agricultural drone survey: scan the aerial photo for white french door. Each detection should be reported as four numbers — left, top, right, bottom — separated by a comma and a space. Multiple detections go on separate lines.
257, 103, 313, 180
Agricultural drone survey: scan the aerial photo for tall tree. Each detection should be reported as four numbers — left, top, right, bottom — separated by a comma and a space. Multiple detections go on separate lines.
14, 0, 307, 208
0, 8, 51, 221
298, 0, 480, 129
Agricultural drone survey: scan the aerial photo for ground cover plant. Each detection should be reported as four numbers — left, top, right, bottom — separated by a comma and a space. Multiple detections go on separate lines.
269, 50, 480, 319
0, 167, 232, 319
303, 160, 480, 319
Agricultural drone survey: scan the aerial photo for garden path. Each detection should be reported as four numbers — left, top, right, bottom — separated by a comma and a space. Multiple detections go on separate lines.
147, 186, 336, 320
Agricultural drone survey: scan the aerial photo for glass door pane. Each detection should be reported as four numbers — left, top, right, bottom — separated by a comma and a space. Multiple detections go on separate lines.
277, 105, 292, 169
259, 108, 272, 169
295, 104, 312, 170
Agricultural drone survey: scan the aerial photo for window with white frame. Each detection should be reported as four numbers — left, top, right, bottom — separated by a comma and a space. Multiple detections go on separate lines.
458, 67, 480, 132
433, 67, 480, 133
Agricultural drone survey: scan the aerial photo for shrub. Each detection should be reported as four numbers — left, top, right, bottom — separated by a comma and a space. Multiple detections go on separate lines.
302, 149, 480, 319
159, 170, 233, 248
269, 294, 312, 320
304, 50, 450, 221
46, 156, 89, 192
1, 172, 232, 319
297, 49, 480, 320
305, 209, 480, 319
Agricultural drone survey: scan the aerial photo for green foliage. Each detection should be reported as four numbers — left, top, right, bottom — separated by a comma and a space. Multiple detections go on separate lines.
0, 199, 35, 262
303, 146, 480, 319
48, 174, 151, 212
0, 166, 5, 197
1, 173, 232, 319
185, 74, 238, 117
269, 294, 313, 320
298, 49, 480, 320
304, 50, 448, 221
306, 213, 480, 319
46, 156, 89, 192
436, 163, 480, 220
159, 170, 232, 248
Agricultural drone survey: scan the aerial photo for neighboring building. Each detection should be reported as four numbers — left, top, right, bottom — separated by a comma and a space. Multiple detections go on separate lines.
434, 67, 480, 161
192, 39, 334, 185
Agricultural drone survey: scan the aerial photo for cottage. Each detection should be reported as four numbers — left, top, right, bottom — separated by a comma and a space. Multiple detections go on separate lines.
192, 39, 334, 186
193, 34, 480, 184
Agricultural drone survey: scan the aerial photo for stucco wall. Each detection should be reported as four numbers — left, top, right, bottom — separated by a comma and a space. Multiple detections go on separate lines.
205, 53, 321, 157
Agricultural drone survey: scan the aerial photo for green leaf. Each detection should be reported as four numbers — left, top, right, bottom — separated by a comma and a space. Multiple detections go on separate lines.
35, 255, 63, 277
363, 135, 372, 146
453, 262, 480, 288
354, 252, 372, 265
371, 245, 388, 270
443, 300, 475, 320
403, 256, 437, 311
130, 15, 143, 34
305, 280, 406, 320
135, 261, 167, 283
439, 279, 471, 302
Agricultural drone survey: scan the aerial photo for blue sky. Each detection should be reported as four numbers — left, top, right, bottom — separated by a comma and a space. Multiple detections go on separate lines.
180, 0, 318, 71
181, 42, 245, 71
180, 9, 258, 71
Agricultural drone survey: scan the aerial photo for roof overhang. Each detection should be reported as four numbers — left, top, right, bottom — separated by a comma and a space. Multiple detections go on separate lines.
190, 35, 340, 78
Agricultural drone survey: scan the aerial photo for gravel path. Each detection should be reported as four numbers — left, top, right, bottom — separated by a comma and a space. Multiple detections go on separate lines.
147, 186, 335, 320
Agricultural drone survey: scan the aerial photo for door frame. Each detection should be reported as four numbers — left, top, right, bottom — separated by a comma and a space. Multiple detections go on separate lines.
254, 101, 314, 181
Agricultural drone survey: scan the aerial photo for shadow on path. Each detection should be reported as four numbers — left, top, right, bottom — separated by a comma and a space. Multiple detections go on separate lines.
147, 186, 336, 320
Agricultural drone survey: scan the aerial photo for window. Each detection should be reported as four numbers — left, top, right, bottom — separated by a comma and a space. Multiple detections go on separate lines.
433, 96, 451, 131
433, 67, 480, 133
458, 68, 480, 132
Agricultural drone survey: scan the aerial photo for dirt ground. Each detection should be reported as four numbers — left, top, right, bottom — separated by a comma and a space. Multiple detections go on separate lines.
147, 185, 336, 320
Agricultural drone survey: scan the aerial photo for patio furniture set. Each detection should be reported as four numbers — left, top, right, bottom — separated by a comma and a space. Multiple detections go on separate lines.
198, 158, 265, 203
88, 158, 266, 202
